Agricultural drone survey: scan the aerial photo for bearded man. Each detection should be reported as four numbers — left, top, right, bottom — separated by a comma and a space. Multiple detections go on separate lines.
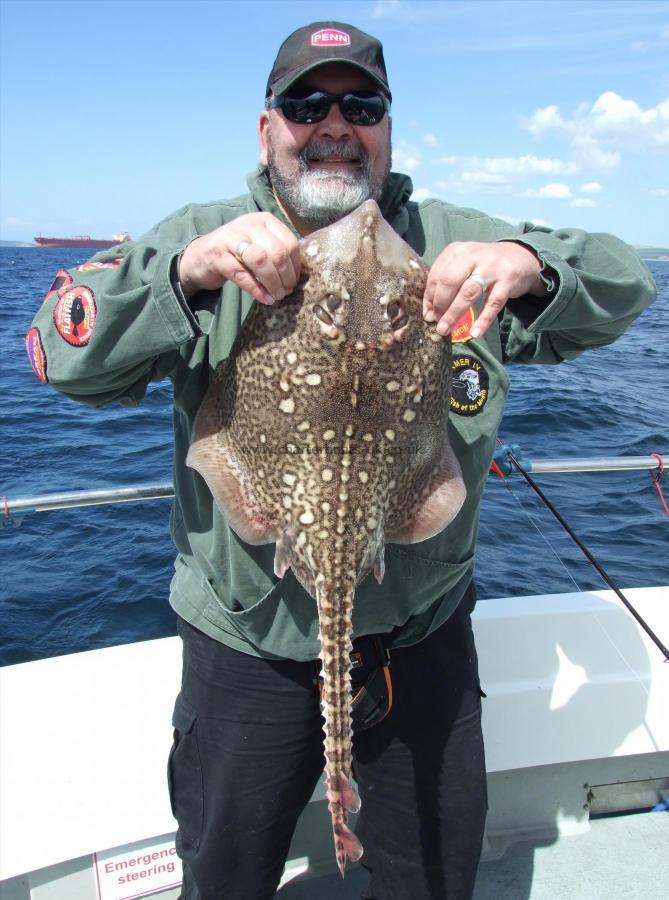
27, 21, 656, 900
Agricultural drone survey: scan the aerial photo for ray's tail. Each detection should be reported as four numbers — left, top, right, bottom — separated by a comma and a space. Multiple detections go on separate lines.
315, 576, 363, 876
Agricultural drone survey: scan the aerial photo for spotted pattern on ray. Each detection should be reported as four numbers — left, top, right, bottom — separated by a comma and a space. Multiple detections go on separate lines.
186, 199, 466, 877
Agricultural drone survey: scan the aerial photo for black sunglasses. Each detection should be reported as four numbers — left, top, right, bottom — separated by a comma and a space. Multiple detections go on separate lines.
269, 89, 390, 126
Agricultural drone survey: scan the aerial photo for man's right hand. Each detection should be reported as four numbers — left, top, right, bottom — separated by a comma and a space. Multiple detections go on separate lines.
178, 212, 301, 306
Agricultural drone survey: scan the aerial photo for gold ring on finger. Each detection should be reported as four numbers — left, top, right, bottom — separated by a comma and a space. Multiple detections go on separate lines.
234, 240, 252, 265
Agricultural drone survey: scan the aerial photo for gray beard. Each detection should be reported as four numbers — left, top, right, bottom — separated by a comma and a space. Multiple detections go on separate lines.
267, 139, 390, 229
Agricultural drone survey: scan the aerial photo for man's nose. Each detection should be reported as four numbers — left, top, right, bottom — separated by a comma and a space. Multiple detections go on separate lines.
314, 100, 352, 139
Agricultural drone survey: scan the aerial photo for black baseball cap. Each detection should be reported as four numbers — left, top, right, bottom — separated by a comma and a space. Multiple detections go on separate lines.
266, 21, 391, 101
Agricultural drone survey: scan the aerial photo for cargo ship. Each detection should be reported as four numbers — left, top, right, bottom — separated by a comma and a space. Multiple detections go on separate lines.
33, 232, 130, 249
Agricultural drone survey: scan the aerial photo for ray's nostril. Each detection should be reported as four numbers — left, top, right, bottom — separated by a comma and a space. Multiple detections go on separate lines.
326, 294, 341, 311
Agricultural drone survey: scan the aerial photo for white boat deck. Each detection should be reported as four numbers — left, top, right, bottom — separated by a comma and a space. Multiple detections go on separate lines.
1, 587, 667, 899
2, 810, 666, 900
277, 810, 668, 900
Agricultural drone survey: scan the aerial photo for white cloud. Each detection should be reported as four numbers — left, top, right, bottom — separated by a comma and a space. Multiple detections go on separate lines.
571, 198, 596, 208
488, 154, 578, 175
433, 153, 577, 176
494, 214, 552, 228
632, 25, 669, 53
524, 182, 573, 199
524, 92, 669, 173
373, 0, 401, 17
392, 143, 421, 172
589, 92, 669, 148
422, 132, 438, 147
649, 187, 669, 197
460, 170, 508, 185
579, 181, 603, 193
526, 104, 568, 136
411, 187, 434, 202
427, 153, 579, 197
571, 135, 621, 172
435, 177, 512, 195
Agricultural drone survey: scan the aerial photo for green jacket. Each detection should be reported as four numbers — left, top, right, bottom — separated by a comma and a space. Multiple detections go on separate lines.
26, 168, 656, 660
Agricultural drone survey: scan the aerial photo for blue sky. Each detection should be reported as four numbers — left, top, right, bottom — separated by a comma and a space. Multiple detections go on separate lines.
1, 0, 668, 245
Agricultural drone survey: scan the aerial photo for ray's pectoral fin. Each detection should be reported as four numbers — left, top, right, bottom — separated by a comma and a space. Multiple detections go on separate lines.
186, 422, 280, 546
386, 441, 466, 544
338, 772, 362, 815
274, 528, 302, 581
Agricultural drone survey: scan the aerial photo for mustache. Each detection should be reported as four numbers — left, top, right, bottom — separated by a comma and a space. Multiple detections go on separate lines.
299, 141, 368, 167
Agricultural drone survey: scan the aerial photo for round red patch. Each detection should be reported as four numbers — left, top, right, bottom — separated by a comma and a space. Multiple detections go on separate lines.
54, 285, 97, 346
43, 270, 73, 305
25, 327, 48, 382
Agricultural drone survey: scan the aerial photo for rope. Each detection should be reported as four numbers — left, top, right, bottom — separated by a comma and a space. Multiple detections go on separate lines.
649, 453, 669, 517
498, 442, 669, 662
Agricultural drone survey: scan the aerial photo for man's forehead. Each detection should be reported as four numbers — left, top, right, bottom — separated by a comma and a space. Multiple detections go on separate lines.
295, 62, 378, 91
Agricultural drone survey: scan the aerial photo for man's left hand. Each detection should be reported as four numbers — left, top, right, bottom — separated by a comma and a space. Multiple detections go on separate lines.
423, 241, 548, 339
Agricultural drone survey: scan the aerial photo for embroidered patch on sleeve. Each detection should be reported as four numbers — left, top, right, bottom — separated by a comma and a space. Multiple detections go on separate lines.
43, 270, 73, 305
54, 285, 97, 346
76, 259, 123, 272
25, 327, 48, 382
451, 307, 475, 344
450, 353, 489, 416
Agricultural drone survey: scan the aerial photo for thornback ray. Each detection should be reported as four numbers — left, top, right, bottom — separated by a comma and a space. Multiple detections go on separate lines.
186, 198, 466, 875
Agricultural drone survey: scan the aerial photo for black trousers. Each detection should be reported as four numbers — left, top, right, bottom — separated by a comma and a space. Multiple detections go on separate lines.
168, 584, 487, 900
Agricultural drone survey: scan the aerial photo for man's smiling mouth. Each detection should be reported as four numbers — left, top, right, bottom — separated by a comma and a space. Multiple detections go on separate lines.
309, 157, 361, 167
302, 142, 366, 170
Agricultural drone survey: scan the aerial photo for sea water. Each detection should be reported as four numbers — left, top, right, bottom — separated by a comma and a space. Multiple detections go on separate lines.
1, 247, 667, 665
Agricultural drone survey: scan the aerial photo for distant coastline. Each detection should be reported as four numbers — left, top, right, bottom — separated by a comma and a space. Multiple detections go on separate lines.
1, 239, 668, 260
635, 246, 669, 261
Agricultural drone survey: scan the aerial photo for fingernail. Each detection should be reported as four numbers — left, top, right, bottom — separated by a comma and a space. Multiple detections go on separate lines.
423, 309, 437, 322
470, 324, 481, 338
437, 321, 450, 336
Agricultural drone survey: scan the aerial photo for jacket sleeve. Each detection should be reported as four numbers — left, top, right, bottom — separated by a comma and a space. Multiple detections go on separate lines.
24, 205, 209, 407
497, 225, 657, 364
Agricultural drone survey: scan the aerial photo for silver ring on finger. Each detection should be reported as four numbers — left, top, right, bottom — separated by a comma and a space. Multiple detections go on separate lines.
467, 272, 488, 298
234, 240, 252, 265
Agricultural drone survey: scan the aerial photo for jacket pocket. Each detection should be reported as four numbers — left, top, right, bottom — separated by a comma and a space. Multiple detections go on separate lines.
348, 547, 475, 638
201, 569, 323, 658
167, 694, 204, 855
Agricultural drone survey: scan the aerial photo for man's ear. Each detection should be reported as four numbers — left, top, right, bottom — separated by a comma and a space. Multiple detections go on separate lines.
258, 111, 270, 167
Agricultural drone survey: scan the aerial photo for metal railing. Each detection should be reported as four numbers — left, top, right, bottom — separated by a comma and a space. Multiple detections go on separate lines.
2, 454, 666, 518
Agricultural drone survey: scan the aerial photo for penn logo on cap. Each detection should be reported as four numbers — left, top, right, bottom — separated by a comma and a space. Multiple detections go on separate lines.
311, 28, 351, 47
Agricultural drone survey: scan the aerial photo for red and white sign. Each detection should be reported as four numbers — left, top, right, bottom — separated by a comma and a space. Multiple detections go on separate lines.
311, 28, 350, 46
94, 835, 181, 900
